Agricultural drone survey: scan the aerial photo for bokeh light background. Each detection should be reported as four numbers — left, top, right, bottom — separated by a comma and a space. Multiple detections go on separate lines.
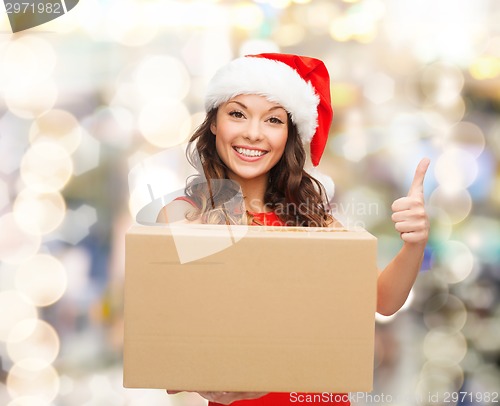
0, 0, 499, 405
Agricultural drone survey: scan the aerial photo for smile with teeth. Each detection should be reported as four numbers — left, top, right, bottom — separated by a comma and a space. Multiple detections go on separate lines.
234, 147, 267, 157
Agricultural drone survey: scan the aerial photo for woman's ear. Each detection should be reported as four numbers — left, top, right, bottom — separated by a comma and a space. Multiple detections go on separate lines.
210, 121, 217, 135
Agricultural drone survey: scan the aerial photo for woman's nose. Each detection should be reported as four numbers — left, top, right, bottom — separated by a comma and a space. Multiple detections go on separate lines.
244, 119, 263, 141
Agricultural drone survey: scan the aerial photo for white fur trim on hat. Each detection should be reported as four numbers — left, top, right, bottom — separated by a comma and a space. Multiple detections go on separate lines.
205, 57, 320, 144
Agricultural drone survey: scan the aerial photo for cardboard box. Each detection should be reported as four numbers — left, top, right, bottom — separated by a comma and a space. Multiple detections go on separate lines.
123, 224, 377, 393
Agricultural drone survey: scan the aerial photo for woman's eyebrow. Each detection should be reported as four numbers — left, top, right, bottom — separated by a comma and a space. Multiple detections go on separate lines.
227, 101, 247, 109
268, 105, 286, 112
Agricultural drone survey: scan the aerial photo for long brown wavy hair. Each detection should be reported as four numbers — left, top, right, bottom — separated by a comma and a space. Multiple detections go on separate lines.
184, 107, 333, 227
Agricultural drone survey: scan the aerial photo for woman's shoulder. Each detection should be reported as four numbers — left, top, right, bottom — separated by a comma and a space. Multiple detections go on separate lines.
156, 196, 199, 224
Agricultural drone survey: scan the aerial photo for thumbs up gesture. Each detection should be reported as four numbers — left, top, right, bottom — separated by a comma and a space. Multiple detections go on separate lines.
391, 158, 430, 245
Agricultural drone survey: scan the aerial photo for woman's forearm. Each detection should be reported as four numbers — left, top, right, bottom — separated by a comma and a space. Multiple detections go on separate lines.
376, 242, 425, 316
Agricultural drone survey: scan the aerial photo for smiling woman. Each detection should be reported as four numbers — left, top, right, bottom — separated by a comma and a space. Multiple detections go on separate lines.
157, 53, 431, 406
157, 54, 335, 227
210, 94, 289, 210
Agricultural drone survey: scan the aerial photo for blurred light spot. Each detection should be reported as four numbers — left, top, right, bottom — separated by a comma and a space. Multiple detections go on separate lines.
107, 0, 158, 46
0, 213, 41, 265
13, 190, 66, 236
190, 112, 208, 134
423, 97, 466, 123
149, 1, 228, 28
330, 83, 359, 108
447, 121, 486, 158
493, 176, 500, 206
471, 318, 500, 353
269, 0, 291, 8
423, 328, 467, 365
17, 36, 56, 79
88, 374, 124, 404
484, 36, 500, 56
428, 207, 453, 242
15, 254, 67, 307
5, 81, 58, 120
0, 179, 9, 211
420, 361, 464, 391
416, 374, 459, 398
6, 360, 59, 402
435, 147, 478, 193
75, 0, 106, 39
330, 2, 382, 43
7, 319, 60, 367
231, 3, 264, 30
72, 130, 101, 176
138, 98, 191, 148
421, 63, 464, 105
420, 111, 450, 135
340, 110, 368, 162
429, 187, 472, 224
128, 167, 180, 218
417, 363, 464, 397
110, 81, 141, 114
423, 294, 467, 332
239, 39, 279, 57
460, 345, 481, 373
29, 110, 82, 154
58, 374, 74, 397
0, 112, 32, 175
473, 365, 500, 393
437, 240, 475, 284
456, 216, 500, 265
465, 284, 495, 312
7, 396, 50, 406
0, 40, 37, 93
0, 291, 38, 342
329, 16, 354, 42
273, 23, 306, 47
135, 56, 190, 101
359, 0, 386, 19
363, 72, 395, 104
59, 247, 92, 303
298, 1, 338, 34
332, 186, 386, 229
469, 56, 500, 80
81, 106, 135, 149
411, 272, 449, 314
293, 0, 311, 3
20, 142, 73, 193
55, 204, 97, 245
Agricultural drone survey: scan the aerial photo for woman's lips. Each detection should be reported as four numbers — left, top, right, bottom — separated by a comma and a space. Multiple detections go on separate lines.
232, 146, 268, 161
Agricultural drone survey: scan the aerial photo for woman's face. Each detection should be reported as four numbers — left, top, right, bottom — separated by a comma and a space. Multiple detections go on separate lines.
211, 94, 288, 185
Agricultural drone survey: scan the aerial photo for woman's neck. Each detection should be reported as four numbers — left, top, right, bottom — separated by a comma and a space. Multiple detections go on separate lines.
229, 173, 270, 213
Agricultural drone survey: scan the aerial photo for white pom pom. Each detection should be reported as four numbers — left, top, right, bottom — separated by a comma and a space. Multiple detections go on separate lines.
308, 167, 335, 203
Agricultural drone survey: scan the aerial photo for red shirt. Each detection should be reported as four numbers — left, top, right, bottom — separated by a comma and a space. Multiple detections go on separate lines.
174, 198, 351, 406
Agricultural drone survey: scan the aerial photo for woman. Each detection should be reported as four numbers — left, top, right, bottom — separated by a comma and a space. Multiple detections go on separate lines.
158, 53, 430, 405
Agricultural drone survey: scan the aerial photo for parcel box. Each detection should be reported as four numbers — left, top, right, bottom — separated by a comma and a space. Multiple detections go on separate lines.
123, 224, 377, 393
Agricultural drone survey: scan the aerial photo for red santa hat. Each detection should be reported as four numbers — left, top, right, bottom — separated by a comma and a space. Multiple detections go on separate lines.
205, 53, 333, 168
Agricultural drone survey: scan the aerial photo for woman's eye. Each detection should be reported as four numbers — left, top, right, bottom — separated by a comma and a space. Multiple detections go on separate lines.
229, 111, 245, 119
269, 117, 284, 124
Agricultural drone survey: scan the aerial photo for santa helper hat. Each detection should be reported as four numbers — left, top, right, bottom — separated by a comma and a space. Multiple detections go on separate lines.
205, 53, 335, 199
